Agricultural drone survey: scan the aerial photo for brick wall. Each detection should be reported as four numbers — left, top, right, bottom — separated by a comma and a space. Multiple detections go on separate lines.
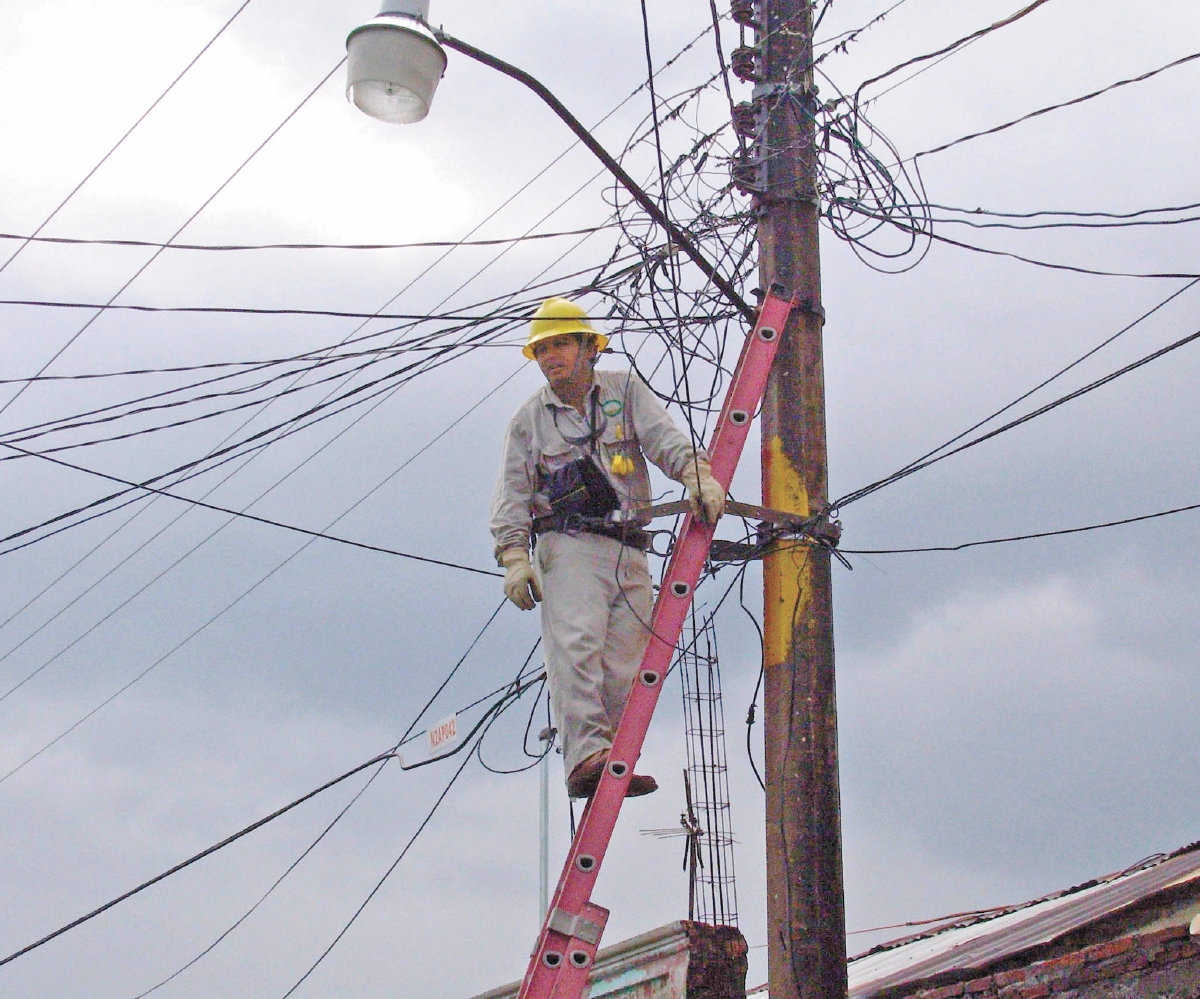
903, 926, 1200, 999
681, 922, 748, 999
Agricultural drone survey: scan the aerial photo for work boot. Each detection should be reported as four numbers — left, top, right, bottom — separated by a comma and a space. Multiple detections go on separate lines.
566, 750, 607, 799
625, 773, 659, 797
566, 750, 658, 799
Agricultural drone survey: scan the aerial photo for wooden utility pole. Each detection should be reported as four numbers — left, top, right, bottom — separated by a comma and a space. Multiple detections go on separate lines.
746, 0, 848, 996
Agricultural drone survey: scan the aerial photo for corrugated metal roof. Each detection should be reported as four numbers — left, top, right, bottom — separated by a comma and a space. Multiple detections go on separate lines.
848, 843, 1200, 998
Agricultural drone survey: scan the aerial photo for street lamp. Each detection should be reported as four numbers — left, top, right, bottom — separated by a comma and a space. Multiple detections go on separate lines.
345, 0, 446, 124
344, 1, 754, 322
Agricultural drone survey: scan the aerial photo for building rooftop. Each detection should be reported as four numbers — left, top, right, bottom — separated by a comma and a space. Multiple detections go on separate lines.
847, 839, 1200, 998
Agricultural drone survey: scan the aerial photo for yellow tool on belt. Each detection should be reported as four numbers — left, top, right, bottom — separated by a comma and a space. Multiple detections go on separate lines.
609, 426, 634, 476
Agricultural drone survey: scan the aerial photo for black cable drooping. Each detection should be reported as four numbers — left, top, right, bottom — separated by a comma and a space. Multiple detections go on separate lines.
833, 323, 1200, 512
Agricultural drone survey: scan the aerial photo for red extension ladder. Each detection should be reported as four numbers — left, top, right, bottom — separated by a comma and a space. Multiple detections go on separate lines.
516, 288, 796, 999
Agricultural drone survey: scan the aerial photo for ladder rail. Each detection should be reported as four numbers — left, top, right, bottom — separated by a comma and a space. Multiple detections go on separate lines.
518, 290, 796, 999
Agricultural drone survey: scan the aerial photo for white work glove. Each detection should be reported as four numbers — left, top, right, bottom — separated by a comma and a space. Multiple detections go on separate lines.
501, 548, 542, 611
679, 460, 726, 524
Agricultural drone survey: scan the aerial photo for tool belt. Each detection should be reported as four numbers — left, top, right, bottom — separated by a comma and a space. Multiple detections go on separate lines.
532, 513, 652, 552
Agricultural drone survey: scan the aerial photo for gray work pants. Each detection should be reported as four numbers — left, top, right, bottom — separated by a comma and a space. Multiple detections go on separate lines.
534, 531, 653, 782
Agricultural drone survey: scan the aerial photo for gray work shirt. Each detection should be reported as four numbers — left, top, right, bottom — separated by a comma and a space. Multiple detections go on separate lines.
489, 368, 704, 561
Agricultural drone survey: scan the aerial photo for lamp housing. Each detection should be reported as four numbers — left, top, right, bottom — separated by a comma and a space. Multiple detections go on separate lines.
346, 0, 446, 124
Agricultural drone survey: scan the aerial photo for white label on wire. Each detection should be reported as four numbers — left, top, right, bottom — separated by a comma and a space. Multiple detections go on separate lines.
427, 713, 458, 755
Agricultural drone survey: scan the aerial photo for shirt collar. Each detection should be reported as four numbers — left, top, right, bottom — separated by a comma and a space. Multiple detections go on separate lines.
541, 378, 598, 412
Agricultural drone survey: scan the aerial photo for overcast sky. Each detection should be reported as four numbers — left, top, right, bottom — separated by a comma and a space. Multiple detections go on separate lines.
1, 1, 1199, 996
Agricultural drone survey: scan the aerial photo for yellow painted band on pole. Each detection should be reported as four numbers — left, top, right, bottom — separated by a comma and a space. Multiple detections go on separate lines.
762, 434, 812, 667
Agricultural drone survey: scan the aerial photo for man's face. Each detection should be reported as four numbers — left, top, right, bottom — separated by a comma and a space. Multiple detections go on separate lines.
533, 333, 594, 388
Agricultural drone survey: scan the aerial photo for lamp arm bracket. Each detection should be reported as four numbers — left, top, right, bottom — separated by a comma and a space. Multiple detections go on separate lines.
434, 30, 756, 324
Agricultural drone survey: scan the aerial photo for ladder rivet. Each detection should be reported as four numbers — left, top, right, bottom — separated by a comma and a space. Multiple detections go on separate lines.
730, 409, 749, 425
671, 581, 690, 597
570, 951, 590, 968
641, 670, 659, 686
544, 951, 563, 968
608, 760, 627, 778
759, 325, 777, 341
576, 854, 596, 872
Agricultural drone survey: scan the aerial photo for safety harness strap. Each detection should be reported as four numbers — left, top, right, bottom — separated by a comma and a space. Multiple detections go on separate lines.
531, 514, 652, 552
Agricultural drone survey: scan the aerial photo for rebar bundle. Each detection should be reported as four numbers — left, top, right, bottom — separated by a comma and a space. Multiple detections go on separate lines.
678, 609, 739, 926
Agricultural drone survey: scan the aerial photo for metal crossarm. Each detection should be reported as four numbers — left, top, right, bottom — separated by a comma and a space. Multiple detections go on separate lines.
516, 288, 796, 999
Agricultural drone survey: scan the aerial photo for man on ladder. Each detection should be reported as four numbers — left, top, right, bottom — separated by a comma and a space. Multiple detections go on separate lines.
490, 297, 726, 799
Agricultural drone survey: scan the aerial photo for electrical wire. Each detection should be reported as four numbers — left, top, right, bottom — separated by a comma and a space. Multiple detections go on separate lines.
0, 310, 723, 465
0, 326, 510, 457
707, 0, 743, 159
0, 316, 523, 552
587, 65, 767, 652
810, 10, 1200, 277
0, 321, 474, 603
0, 256, 682, 463
0, 350, 381, 386
842, 499, 1200, 555
833, 323, 1200, 511
922, 200, 1200, 223
813, 0, 913, 67
0, 440, 502, 573
0, 223, 613, 253
910, 49, 1200, 162
864, 34, 986, 104
637, 0, 708, 465
276, 739, 476, 998
814, 35, 1200, 274
0, 17, 745, 809
475, 677, 553, 775
0, 367, 522, 709
129, 755, 393, 999
854, 0, 1056, 100
0, 299, 559, 320
922, 203, 1200, 231
7, 101, 739, 487
813, 67, 934, 273
127, 661, 543, 997
0, 123, 643, 734
1, 350, 411, 451
0, 598, 510, 970
0, 420, 514, 783
0, 237, 614, 754
0, 0, 256, 277
0, 748, 394, 969
842, 278, 1200, 503
278, 648, 550, 996
0, 309, 723, 391
0, 57, 346, 423
737, 566, 767, 792
836, 208, 1200, 279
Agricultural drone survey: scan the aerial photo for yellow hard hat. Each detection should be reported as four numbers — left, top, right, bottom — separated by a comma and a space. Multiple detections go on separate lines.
523, 297, 609, 360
